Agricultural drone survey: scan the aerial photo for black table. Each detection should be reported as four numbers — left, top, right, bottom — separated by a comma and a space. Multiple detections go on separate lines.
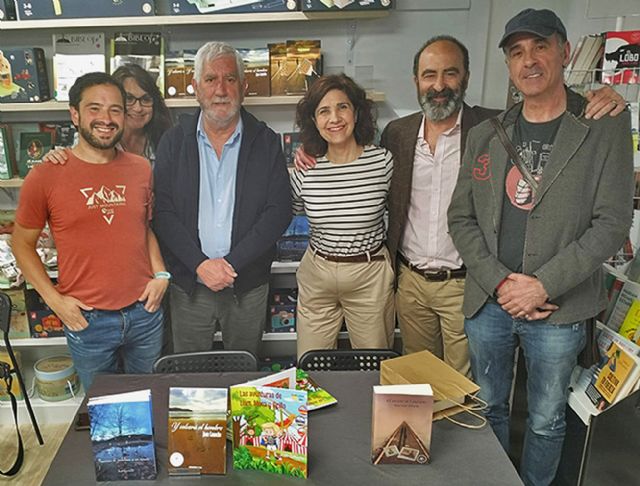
43, 372, 523, 485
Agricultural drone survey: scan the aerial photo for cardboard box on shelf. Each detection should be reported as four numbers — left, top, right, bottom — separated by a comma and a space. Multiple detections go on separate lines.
0, 48, 51, 103
24, 287, 64, 338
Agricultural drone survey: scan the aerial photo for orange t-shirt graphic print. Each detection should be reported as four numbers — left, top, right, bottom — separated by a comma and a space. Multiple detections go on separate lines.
80, 185, 127, 225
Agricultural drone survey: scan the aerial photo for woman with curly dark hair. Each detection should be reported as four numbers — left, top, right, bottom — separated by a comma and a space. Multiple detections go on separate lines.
291, 74, 395, 359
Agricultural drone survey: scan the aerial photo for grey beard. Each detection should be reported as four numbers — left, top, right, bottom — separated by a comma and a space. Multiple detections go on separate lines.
419, 93, 463, 122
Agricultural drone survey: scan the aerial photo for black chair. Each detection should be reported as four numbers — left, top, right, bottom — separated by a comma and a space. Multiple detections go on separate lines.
153, 350, 259, 373
298, 349, 399, 371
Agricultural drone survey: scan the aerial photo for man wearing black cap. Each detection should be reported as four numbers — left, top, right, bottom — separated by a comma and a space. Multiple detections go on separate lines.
448, 8, 633, 486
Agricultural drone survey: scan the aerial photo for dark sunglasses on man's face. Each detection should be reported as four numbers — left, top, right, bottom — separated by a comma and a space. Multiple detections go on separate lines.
125, 93, 154, 107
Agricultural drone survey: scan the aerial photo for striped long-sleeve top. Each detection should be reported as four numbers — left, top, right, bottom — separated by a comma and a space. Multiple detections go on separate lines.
290, 145, 393, 256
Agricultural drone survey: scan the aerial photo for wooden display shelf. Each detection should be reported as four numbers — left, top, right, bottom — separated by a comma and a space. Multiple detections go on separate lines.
0, 177, 24, 188
0, 91, 385, 112
0, 10, 389, 30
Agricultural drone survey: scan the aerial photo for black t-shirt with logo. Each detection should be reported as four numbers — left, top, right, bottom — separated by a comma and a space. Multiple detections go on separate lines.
497, 113, 563, 272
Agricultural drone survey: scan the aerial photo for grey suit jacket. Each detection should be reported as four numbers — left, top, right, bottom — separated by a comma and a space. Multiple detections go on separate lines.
448, 90, 634, 323
380, 104, 499, 271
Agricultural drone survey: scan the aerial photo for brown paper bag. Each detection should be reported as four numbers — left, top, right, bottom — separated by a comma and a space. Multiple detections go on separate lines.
380, 350, 481, 421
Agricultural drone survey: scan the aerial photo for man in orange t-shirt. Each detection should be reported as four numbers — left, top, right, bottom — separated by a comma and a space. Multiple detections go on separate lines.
12, 72, 169, 391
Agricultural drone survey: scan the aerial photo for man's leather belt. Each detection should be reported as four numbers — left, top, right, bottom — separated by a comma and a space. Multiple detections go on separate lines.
399, 254, 466, 281
311, 243, 385, 263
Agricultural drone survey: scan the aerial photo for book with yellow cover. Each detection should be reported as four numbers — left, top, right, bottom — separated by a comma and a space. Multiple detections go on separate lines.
619, 299, 640, 344
589, 343, 639, 409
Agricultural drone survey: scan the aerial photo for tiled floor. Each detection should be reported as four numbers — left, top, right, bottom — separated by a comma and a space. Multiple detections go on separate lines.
0, 423, 69, 486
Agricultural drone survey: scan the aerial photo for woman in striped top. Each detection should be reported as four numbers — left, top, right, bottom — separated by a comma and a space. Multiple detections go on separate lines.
292, 74, 395, 359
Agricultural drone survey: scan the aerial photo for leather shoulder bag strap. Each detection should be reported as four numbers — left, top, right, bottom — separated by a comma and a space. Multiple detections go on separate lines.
0, 364, 24, 477
489, 117, 539, 196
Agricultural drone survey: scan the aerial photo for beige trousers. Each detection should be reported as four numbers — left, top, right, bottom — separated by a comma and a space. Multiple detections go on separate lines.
295, 246, 395, 359
395, 261, 471, 377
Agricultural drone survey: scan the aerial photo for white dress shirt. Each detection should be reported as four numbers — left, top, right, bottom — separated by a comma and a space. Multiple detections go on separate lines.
399, 109, 464, 271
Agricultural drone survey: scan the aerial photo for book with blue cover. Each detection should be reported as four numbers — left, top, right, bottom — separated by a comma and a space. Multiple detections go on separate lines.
88, 389, 157, 482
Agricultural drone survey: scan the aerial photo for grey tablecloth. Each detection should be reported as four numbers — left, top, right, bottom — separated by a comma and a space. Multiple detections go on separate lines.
43, 371, 523, 485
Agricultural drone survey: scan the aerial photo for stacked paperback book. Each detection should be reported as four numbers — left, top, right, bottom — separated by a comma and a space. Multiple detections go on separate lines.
86, 368, 337, 481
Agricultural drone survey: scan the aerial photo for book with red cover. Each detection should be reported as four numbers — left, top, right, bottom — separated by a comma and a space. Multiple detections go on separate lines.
602, 30, 640, 85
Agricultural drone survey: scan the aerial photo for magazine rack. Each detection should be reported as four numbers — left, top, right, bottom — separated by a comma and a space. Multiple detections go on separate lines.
555, 389, 640, 485
0, 292, 44, 477
298, 349, 399, 371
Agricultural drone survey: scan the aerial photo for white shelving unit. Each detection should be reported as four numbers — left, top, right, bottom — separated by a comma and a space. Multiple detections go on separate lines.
0, 11, 388, 31
0, 338, 83, 425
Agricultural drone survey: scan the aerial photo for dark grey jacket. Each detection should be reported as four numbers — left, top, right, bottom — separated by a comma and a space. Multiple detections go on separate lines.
448, 89, 634, 323
153, 108, 292, 295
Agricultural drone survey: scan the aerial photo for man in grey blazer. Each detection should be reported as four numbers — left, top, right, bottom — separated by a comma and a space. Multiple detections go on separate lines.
447, 9, 633, 486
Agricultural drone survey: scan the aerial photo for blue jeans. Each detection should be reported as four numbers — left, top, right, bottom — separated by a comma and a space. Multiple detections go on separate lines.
64, 301, 163, 392
465, 301, 585, 486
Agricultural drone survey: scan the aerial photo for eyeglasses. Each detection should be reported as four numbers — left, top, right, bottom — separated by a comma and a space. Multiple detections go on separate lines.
125, 93, 154, 107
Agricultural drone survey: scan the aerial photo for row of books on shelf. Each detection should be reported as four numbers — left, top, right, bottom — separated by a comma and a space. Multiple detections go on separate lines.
565, 30, 640, 86
0, 0, 391, 21
0, 34, 325, 103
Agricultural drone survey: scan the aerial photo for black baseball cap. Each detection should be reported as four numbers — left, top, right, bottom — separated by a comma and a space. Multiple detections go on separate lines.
499, 8, 567, 49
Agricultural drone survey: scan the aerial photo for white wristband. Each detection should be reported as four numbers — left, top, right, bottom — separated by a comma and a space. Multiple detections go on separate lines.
154, 271, 171, 280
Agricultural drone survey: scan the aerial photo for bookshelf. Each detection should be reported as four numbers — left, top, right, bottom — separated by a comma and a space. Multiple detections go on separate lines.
0, 91, 386, 113
0, 11, 389, 31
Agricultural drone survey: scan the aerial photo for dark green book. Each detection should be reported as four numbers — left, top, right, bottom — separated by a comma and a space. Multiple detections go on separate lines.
0, 125, 15, 180
19, 132, 52, 178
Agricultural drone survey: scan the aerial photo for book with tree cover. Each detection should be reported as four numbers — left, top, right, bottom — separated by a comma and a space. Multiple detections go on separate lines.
88, 389, 156, 481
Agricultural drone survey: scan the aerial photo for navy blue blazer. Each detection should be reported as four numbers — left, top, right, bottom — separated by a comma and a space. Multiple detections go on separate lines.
153, 108, 292, 295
